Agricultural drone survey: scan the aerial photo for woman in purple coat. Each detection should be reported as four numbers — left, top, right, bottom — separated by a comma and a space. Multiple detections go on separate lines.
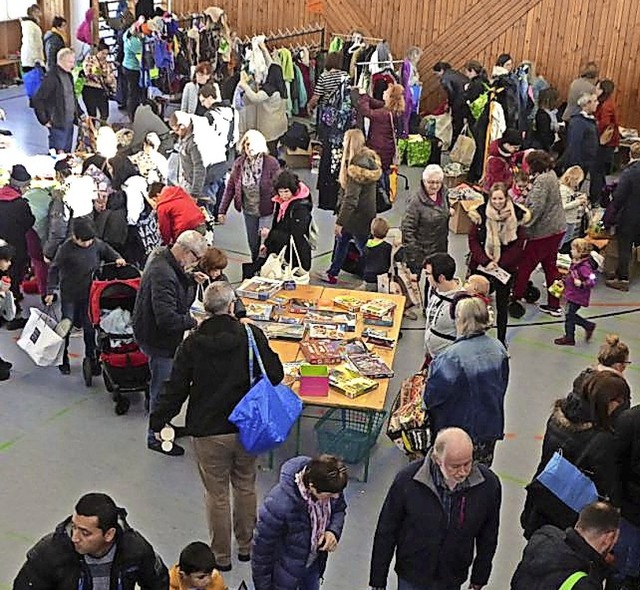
357, 83, 405, 172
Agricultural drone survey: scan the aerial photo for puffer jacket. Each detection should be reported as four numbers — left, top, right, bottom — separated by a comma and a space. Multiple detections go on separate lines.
616, 406, 640, 526
520, 393, 619, 538
511, 526, 610, 590
252, 456, 347, 590
132, 247, 197, 357
564, 258, 597, 307
400, 184, 450, 273
178, 130, 206, 197
155, 186, 205, 246
150, 314, 283, 435
43, 29, 65, 71
524, 171, 566, 239
565, 113, 599, 172
336, 149, 382, 238
468, 202, 531, 273
425, 332, 509, 443
20, 18, 44, 68
13, 515, 168, 590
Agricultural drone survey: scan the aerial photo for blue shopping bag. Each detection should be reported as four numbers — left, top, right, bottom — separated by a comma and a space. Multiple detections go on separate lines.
536, 451, 598, 513
23, 66, 44, 99
229, 325, 302, 454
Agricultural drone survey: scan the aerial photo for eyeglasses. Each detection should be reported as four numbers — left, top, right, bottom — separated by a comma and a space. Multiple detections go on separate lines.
624, 361, 632, 365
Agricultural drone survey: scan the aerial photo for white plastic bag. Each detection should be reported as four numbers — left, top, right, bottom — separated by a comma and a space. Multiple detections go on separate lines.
17, 308, 65, 367
433, 112, 453, 151
0, 291, 16, 321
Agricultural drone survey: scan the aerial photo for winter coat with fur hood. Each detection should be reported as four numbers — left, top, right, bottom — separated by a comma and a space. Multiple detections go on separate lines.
520, 392, 619, 538
467, 202, 531, 273
336, 149, 382, 239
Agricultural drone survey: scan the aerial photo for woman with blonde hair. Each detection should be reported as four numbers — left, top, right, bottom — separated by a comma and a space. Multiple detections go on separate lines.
559, 165, 588, 248
356, 83, 405, 172
321, 129, 382, 284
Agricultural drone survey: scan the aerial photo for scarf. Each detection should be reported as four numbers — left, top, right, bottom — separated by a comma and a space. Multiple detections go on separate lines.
241, 154, 264, 190
484, 200, 518, 263
295, 469, 332, 556
52, 26, 68, 44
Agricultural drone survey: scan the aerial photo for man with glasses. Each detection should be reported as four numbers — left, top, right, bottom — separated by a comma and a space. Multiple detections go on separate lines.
133, 229, 208, 455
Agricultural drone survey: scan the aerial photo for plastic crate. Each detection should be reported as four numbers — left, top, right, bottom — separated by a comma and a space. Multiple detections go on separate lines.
314, 408, 387, 464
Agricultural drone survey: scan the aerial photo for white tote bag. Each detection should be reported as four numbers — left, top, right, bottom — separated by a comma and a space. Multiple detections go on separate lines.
260, 248, 286, 280
433, 111, 453, 151
17, 308, 65, 367
283, 236, 310, 285
449, 124, 477, 168
0, 291, 16, 321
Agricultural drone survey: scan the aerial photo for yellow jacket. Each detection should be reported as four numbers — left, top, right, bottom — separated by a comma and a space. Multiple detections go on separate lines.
168, 564, 227, 590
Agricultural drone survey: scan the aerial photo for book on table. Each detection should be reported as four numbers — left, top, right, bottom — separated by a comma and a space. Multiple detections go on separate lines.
299, 339, 343, 364
237, 277, 283, 300
306, 323, 347, 340
328, 365, 379, 399
347, 350, 395, 378
305, 309, 357, 331
289, 298, 318, 313
253, 321, 306, 340
333, 295, 365, 312
244, 303, 274, 322
360, 298, 397, 318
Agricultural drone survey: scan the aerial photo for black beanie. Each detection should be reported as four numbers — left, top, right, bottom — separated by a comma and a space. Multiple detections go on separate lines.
500, 129, 522, 147
72, 218, 96, 241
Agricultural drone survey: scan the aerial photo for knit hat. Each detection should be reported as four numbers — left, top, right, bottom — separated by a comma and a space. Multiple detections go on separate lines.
500, 129, 522, 148
72, 218, 96, 241
10, 164, 31, 187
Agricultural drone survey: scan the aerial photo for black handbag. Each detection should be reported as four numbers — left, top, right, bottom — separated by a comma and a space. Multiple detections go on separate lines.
376, 172, 392, 213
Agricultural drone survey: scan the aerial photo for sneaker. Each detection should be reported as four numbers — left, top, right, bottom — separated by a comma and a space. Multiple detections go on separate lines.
585, 323, 596, 343
319, 271, 338, 285
605, 278, 630, 292
170, 424, 189, 439
554, 336, 575, 346
238, 553, 251, 562
538, 304, 562, 317
5, 317, 27, 331
147, 440, 185, 456
508, 300, 526, 319
214, 562, 232, 572
58, 362, 71, 375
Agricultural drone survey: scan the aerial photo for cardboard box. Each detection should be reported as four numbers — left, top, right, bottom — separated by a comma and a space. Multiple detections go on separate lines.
602, 238, 640, 278
449, 198, 483, 234
283, 141, 321, 169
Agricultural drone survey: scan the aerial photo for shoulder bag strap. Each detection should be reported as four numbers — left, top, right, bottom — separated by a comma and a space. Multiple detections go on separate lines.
244, 324, 267, 383
558, 571, 588, 590
288, 234, 303, 269
389, 111, 399, 166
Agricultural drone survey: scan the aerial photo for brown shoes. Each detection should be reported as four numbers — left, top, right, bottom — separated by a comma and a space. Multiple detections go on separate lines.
605, 278, 630, 292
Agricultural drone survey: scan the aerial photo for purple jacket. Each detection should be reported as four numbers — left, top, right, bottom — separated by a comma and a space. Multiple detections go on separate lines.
564, 258, 597, 307
219, 154, 280, 217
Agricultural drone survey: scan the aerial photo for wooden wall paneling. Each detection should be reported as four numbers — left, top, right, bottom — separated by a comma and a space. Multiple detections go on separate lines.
617, 1, 638, 124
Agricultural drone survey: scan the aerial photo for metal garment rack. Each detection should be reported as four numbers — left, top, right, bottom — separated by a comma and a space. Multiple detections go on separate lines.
331, 32, 384, 43
242, 23, 326, 51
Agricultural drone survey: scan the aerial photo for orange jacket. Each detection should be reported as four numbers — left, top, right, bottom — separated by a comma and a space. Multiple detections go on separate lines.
168, 564, 226, 590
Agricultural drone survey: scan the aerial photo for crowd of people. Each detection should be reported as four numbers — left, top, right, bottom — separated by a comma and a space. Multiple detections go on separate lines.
5, 5, 640, 590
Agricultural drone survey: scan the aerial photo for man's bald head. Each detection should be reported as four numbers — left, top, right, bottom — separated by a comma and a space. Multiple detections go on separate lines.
432, 428, 474, 489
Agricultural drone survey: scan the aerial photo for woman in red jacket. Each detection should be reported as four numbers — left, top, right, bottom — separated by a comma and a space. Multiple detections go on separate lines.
593, 79, 619, 205
468, 182, 530, 345
155, 185, 206, 246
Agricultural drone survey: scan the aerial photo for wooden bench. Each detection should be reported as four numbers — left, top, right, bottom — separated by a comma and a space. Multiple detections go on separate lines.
0, 58, 20, 81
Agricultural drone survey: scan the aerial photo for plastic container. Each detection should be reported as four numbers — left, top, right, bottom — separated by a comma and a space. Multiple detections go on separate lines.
314, 408, 387, 464
299, 364, 329, 397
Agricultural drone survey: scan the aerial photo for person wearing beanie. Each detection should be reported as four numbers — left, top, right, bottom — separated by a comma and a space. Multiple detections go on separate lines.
491, 53, 520, 130
0, 165, 35, 330
483, 129, 523, 191
44, 217, 125, 376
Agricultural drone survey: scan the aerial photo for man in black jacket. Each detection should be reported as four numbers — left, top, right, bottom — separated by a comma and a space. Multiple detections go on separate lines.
132, 229, 208, 456
604, 142, 640, 292
433, 62, 469, 146
32, 47, 83, 153
511, 501, 619, 590
369, 427, 501, 590
150, 281, 284, 572
13, 492, 168, 590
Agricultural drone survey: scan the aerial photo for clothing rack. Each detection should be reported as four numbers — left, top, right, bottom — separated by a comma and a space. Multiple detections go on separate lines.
355, 59, 404, 66
331, 32, 384, 43
242, 23, 325, 50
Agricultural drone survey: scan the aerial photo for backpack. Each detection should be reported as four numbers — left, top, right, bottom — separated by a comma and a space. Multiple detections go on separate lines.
469, 84, 490, 121
320, 75, 355, 139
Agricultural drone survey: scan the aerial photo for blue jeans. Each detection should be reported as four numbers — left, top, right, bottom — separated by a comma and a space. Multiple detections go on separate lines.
614, 517, 640, 578
49, 125, 74, 153
328, 232, 366, 277
141, 345, 174, 445
564, 301, 595, 340
397, 578, 459, 590
298, 561, 320, 590
561, 222, 577, 247
243, 213, 273, 262
61, 299, 95, 364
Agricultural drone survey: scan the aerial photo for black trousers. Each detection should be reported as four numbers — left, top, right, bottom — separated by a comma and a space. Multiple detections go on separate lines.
494, 277, 514, 346
82, 86, 109, 121
123, 67, 144, 122
616, 230, 639, 281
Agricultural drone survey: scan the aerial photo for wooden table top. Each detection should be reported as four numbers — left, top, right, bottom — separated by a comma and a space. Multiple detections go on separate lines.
242, 285, 406, 412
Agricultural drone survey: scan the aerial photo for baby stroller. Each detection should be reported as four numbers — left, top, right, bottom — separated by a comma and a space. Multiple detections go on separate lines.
88, 263, 150, 415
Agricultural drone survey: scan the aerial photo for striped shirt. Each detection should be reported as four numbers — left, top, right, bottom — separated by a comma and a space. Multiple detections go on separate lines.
313, 70, 348, 106
84, 543, 116, 590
